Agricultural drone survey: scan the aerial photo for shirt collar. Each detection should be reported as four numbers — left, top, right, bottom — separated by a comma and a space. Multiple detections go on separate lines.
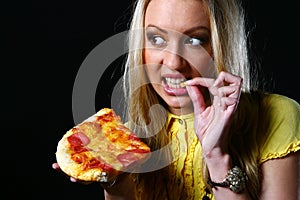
166, 110, 194, 122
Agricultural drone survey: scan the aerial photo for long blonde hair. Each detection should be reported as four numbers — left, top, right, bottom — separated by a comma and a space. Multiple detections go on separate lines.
123, 0, 261, 199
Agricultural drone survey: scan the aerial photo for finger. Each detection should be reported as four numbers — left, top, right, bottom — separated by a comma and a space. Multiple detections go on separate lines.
183, 77, 215, 88
52, 163, 60, 170
70, 177, 77, 182
223, 97, 239, 105
217, 85, 241, 98
214, 71, 243, 87
184, 77, 218, 103
52, 163, 84, 184
186, 85, 206, 114
219, 97, 239, 111
213, 93, 240, 112
208, 85, 240, 108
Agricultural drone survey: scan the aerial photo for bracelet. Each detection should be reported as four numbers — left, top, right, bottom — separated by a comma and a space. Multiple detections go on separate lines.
207, 166, 248, 193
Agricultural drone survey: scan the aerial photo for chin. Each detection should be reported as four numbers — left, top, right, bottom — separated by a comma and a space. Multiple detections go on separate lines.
153, 86, 193, 114
163, 96, 193, 114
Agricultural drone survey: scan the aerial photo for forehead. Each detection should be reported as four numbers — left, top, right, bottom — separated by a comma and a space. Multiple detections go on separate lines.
145, 0, 210, 31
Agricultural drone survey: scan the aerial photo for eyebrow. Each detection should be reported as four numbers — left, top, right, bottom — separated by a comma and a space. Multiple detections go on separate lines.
146, 24, 168, 34
146, 24, 210, 35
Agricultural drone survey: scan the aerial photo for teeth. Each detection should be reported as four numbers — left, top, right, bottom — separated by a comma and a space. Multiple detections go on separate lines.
164, 77, 186, 88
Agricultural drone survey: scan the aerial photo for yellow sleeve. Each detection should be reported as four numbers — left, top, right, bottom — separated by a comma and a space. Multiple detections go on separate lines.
259, 94, 300, 164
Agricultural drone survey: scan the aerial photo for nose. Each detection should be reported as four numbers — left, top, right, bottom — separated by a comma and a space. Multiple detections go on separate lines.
163, 44, 186, 71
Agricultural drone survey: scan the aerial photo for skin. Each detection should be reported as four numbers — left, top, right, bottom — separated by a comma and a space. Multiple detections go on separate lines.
54, 0, 300, 199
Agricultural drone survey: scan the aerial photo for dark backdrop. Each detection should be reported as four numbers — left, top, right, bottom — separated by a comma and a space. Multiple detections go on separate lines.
3, 0, 299, 199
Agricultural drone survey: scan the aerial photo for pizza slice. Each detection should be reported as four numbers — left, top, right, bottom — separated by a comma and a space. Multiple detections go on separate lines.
55, 108, 150, 182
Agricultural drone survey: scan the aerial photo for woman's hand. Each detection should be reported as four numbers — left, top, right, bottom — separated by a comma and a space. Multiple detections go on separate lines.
52, 162, 136, 199
52, 162, 92, 184
185, 71, 242, 156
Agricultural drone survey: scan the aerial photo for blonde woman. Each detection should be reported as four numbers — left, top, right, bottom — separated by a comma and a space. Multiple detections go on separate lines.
53, 0, 300, 199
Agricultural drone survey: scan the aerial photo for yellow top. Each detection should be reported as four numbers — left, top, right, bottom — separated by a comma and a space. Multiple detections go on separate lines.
166, 111, 211, 199
258, 94, 300, 163
135, 93, 300, 200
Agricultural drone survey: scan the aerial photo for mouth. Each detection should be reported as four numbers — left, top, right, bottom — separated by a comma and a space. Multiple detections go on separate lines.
162, 77, 188, 96
163, 77, 186, 89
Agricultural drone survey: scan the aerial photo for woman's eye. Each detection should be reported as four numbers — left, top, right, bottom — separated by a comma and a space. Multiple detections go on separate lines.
185, 37, 203, 46
152, 36, 165, 45
147, 33, 166, 46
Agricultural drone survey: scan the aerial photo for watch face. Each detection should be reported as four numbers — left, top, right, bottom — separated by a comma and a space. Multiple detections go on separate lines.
226, 166, 248, 193
207, 166, 248, 193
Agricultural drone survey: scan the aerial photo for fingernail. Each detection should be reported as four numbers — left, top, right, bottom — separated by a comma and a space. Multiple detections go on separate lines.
70, 177, 77, 182
52, 163, 57, 169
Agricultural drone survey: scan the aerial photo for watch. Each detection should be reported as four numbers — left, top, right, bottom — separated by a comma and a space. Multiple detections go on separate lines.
207, 166, 248, 193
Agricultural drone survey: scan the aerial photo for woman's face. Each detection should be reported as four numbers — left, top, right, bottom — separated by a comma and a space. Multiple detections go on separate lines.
144, 0, 213, 115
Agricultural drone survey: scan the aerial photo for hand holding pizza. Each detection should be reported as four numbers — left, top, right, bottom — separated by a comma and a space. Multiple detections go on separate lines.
52, 162, 88, 183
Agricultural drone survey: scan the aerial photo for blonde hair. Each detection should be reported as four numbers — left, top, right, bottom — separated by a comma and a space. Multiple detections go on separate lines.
123, 0, 261, 199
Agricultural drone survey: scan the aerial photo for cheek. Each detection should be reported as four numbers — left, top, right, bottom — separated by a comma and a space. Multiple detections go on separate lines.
144, 49, 160, 64
144, 50, 162, 81
187, 52, 215, 78
145, 64, 161, 84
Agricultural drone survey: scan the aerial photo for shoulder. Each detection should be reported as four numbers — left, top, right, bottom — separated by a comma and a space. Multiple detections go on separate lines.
257, 92, 300, 163
262, 93, 300, 109
240, 91, 300, 122
261, 93, 300, 121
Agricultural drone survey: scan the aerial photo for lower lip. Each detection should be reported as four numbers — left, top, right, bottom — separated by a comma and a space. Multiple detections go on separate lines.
163, 82, 188, 96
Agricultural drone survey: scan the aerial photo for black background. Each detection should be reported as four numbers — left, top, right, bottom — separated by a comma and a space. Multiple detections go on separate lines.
3, 0, 300, 199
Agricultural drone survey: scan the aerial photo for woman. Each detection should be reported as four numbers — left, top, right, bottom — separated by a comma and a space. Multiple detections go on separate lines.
54, 0, 300, 199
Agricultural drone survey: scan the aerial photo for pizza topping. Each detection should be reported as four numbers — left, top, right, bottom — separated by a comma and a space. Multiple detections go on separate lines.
71, 153, 86, 164
70, 153, 114, 171
117, 152, 140, 167
126, 148, 150, 154
128, 132, 143, 142
96, 109, 121, 125
83, 156, 114, 172
97, 114, 113, 124
67, 131, 90, 153
69, 130, 90, 146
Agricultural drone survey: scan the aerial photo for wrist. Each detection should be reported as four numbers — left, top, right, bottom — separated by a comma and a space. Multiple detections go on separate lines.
103, 173, 135, 198
204, 148, 232, 181
204, 149, 248, 194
